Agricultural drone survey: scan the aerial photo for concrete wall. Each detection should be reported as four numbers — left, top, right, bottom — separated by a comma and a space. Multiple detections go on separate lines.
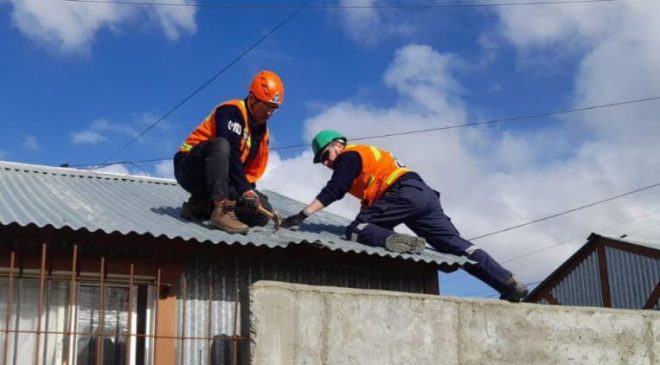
249, 281, 660, 365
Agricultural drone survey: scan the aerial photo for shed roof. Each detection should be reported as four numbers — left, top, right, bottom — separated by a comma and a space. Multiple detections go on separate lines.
0, 160, 469, 270
525, 232, 660, 302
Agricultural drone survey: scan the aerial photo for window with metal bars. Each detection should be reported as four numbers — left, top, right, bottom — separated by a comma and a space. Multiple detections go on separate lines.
1, 276, 156, 365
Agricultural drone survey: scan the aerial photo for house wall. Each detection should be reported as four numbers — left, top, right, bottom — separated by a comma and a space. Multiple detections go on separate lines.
177, 247, 438, 365
1, 225, 440, 365
250, 281, 660, 365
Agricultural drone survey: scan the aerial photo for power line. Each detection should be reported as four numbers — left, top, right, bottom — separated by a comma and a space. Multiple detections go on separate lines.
621, 219, 660, 236
468, 181, 660, 241
492, 208, 660, 262
443, 208, 660, 284
459, 219, 659, 298
97, 0, 311, 166
53, 0, 653, 9
70, 94, 660, 169
69, 157, 171, 169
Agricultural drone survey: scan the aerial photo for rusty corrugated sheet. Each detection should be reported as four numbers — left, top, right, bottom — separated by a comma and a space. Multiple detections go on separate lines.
0, 160, 469, 269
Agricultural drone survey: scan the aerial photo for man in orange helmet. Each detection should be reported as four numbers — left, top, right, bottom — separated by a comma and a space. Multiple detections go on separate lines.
173, 70, 283, 234
282, 130, 529, 302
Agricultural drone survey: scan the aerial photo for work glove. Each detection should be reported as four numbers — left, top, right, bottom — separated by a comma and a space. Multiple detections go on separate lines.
281, 210, 309, 229
242, 190, 262, 212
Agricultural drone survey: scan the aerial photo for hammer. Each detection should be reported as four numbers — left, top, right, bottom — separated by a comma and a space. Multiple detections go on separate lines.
257, 206, 282, 231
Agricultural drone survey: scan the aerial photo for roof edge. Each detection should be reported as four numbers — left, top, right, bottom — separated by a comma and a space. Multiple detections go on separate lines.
0, 159, 177, 185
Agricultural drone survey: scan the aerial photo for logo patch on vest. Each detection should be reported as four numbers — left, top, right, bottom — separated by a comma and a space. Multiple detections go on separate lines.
228, 120, 242, 135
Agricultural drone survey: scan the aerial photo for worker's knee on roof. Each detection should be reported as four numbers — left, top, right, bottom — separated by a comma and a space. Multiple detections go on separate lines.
464, 245, 481, 257
345, 221, 369, 241
204, 137, 231, 156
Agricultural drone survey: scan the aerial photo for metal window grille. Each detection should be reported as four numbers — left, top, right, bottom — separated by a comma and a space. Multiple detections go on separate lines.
1, 244, 247, 365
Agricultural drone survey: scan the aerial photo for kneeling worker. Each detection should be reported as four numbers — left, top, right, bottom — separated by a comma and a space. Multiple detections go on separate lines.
282, 130, 529, 302
174, 70, 283, 234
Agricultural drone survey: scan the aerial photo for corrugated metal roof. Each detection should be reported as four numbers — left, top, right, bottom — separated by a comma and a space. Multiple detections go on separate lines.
0, 160, 469, 269
550, 250, 603, 307
526, 232, 660, 307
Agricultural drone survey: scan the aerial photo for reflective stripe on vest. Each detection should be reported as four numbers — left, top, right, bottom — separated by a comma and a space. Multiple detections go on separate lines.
343, 144, 410, 208
178, 99, 269, 183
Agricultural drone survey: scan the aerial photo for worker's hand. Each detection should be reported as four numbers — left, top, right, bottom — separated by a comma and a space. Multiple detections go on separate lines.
242, 190, 262, 212
281, 210, 309, 229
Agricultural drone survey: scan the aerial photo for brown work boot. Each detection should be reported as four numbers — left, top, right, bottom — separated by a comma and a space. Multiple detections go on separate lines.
210, 200, 249, 234
180, 196, 211, 221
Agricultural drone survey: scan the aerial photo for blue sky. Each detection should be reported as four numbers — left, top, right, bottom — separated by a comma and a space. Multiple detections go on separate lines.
2, 0, 659, 299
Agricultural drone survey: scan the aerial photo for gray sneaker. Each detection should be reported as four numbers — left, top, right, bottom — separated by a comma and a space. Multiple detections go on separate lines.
384, 234, 426, 254
499, 275, 529, 303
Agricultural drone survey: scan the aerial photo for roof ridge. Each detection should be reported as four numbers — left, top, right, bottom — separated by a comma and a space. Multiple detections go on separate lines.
0, 159, 177, 185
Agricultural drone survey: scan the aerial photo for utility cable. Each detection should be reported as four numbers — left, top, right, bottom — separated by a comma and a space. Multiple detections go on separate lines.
277, 95, 660, 150
443, 208, 660, 284
620, 219, 660, 236
68, 94, 660, 169
53, 0, 656, 10
467, 181, 660, 241
97, 0, 310, 166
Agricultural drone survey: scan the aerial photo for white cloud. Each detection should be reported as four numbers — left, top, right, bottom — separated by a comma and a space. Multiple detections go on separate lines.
71, 117, 144, 146
151, 2, 197, 41
95, 163, 131, 175
71, 131, 107, 145
384, 44, 465, 115
92, 118, 138, 137
95, 163, 153, 177
154, 160, 174, 179
263, 43, 660, 287
335, 0, 413, 46
7, 0, 196, 54
23, 136, 40, 151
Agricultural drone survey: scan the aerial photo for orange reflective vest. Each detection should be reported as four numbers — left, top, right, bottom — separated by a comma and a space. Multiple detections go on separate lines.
179, 99, 269, 183
342, 144, 410, 208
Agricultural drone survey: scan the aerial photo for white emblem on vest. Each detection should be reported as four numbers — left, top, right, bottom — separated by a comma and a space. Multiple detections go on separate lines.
228, 120, 242, 135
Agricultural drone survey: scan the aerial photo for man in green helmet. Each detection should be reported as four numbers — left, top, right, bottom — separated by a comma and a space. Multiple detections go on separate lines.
281, 130, 529, 302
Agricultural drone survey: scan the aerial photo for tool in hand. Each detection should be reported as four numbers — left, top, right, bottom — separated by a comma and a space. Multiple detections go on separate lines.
257, 206, 282, 231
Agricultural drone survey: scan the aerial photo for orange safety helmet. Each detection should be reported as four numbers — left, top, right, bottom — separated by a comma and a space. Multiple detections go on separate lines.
249, 70, 284, 106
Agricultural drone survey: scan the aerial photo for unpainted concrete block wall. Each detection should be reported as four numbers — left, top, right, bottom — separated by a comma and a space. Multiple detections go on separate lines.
250, 281, 660, 365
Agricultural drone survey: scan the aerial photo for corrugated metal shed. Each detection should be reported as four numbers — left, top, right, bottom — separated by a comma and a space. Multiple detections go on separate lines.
0, 160, 468, 269
549, 251, 604, 307
606, 246, 660, 309
526, 232, 660, 309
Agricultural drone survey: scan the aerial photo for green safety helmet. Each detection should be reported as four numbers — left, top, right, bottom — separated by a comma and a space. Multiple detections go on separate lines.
312, 130, 347, 163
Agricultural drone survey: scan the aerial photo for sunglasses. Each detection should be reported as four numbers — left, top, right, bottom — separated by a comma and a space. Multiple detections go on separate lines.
256, 100, 279, 111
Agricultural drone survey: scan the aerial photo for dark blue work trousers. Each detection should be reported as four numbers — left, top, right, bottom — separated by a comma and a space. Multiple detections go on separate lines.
346, 177, 513, 292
